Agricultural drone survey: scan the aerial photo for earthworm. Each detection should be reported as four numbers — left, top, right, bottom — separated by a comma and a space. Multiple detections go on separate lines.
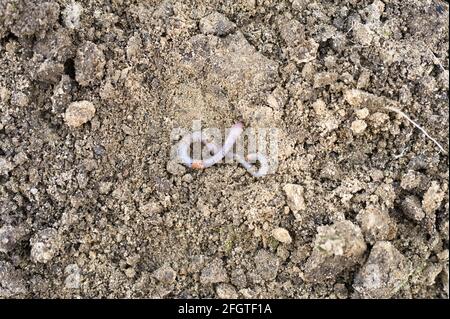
235, 153, 269, 178
177, 122, 269, 177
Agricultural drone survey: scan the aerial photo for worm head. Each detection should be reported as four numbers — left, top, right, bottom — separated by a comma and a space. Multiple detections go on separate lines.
191, 161, 204, 169
233, 122, 244, 130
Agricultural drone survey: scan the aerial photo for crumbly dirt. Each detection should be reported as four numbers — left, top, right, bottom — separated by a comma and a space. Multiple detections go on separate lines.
0, 0, 449, 299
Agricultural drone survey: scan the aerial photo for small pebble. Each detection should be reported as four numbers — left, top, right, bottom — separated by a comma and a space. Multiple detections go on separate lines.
124, 268, 136, 278
271, 227, 292, 244
62, 1, 83, 29
30, 228, 60, 264
99, 181, 112, 194
304, 220, 366, 283
216, 283, 238, 299
356, 206, 397, 244
199, 12, 235, 36
64, 101, 96, 128
351, 119, 367, 134
139, 202, 163, 215
422, 181, 444, 216
0, 86, 11, 102
0, 261, 27, 297
355, 108, 370, 119
0, 157, 13, 175
402, 195, 425, 221
36, 60, 64, 83
11, 92, 29, 107
64, 264, 81, 289
313, 99, 327, 116
230, 268, 247, 289
254, 249, 280, 281
353, 241, 411, 299
0, 225, 23, 253
283, 184, 306, 212
75, 41, 106, 87
200, 259, 228, 284
353, 23, 374, 46
400, 171, 422, 190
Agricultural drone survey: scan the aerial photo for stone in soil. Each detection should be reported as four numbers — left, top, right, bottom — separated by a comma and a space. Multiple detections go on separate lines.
303, 220, 367, 283
200, 258, 228, 285
30, 228, 60, 264
353, 241, 411, 299
254, 249, 280, 281
64, 101, 96, 128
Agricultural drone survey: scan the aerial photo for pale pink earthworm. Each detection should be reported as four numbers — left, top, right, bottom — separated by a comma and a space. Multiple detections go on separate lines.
177, 122, 269, 177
